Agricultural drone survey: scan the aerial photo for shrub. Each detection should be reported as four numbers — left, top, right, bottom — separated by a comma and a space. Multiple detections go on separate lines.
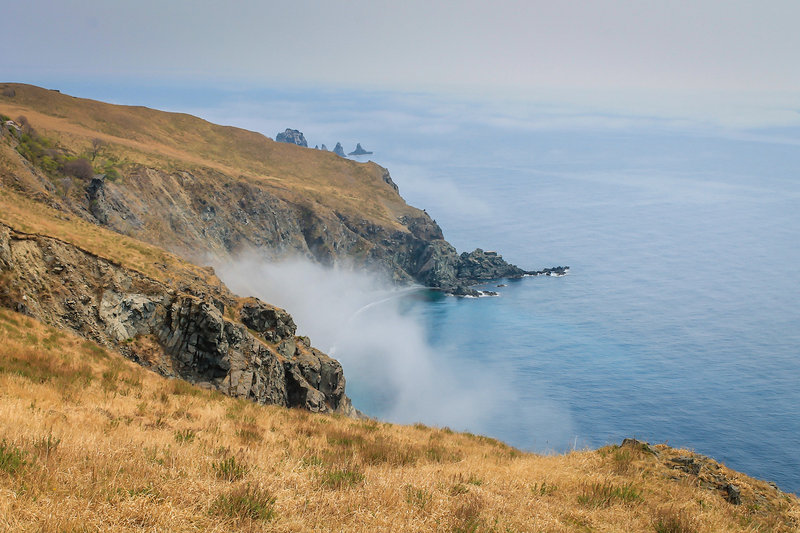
16, 115, 32, 134
62, 158, 94, 179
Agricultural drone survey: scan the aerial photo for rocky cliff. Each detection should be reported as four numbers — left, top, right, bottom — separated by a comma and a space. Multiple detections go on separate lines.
0, 222, 355, 415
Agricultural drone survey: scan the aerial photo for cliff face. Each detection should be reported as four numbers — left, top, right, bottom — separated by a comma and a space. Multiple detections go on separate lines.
84, 171, 529, 292
0, 222, 355, 416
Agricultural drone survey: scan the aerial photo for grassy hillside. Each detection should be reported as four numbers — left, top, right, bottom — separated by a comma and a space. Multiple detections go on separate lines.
0, 82, 413, 229
0, 308, 797, 532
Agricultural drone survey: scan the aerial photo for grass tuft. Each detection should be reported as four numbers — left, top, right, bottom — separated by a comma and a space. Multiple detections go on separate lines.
0, 440, 28, 476
211, 484, 276, 522
213, 456, 249, 482
578, 481, 642, 508
174, 429, 196, 444
653, 506, 697, 533
321, 466, 364, 489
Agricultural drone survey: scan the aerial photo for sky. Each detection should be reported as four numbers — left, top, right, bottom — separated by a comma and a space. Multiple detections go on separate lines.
3, 1, 799, 121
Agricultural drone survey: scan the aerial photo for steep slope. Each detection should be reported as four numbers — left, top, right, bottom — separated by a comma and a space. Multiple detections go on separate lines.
0, 188, 353, 416
0, 83, 532, 293
0, 311, 797, 531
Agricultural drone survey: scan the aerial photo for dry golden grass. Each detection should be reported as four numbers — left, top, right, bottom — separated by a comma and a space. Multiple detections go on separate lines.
0, 308, 797, 532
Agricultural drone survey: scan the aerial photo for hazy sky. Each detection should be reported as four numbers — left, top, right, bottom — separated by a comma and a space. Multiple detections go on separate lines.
3, 1, 799, 127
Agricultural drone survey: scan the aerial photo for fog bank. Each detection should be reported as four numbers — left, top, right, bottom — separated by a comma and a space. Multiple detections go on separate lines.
218, 257, 576, 449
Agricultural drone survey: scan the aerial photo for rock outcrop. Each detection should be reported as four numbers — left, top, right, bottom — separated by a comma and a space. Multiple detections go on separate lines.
348, 143, 373, 156
275, 129, 308, 147
0, 222, 355, 416
619, 438, 754, 507
333, 142, 346, 157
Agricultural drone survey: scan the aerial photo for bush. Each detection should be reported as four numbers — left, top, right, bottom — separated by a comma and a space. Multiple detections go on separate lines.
62, 158, 94, 179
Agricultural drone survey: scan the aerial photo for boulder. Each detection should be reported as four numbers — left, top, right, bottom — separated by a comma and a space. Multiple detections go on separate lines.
239, 300, 297, 342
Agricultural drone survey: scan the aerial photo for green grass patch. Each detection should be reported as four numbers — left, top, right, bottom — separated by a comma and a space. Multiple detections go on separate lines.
235, 426, 262, 445
321, 467, 364, 489
32, 432, 61, 459
80, 340, 108, 361
174, 429, 196, 444
170, 378, 204, 397
210, 484, 276, 521
213, 456, 249, 482
0, 345, 93, 387
0, 440, 28, 475
577, 481, 642, 508
405, 485, 432, 509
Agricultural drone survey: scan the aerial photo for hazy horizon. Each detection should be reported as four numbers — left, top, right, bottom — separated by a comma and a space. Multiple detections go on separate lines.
4, 1, 800, 132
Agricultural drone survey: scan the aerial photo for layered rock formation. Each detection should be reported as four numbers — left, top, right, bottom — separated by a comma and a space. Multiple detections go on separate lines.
0, 222, 355, 415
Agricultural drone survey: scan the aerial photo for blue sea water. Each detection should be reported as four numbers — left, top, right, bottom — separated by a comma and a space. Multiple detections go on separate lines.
28, 81, 800, 494
370, 129, 800, 495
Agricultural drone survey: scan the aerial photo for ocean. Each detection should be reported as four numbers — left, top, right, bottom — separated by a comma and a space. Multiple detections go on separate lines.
40, 83, 800, 494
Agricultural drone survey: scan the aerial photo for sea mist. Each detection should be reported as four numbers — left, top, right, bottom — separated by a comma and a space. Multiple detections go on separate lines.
217, 257, 576, 448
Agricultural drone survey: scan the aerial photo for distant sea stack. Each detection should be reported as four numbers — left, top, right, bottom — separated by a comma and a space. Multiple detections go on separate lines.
348, 143, 373, 156
276, 128, 308, 147
333, 142, 346, 157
